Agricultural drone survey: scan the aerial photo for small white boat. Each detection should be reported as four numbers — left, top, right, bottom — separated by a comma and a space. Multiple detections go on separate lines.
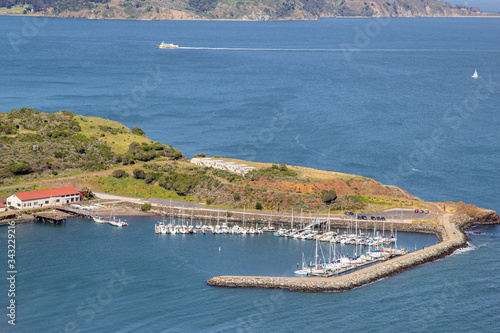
157, 41, 179, 49
472, 69, 478, 79
92, 215, 107, 224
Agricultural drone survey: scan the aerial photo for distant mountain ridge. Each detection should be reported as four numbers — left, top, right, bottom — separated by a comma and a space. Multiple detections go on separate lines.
0, 0, 486, 20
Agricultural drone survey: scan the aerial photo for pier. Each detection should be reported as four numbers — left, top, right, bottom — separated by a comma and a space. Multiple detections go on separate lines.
33, 211, 72, 224
56, 206, 96, 220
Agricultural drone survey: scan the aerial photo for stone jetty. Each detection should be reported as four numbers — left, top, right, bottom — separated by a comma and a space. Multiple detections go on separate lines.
207, 211, 499, 292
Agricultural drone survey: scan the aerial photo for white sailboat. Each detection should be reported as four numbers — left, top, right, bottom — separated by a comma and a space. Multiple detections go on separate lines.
472, 69, 478, 79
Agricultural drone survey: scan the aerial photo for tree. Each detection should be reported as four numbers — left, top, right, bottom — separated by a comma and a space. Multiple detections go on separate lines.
112, 170, 127, 178
81, 187, 95, 199
321, 189, 337, 205
133, 169, 145, 179
255, 202, 263, 210
141, 203, 151, 211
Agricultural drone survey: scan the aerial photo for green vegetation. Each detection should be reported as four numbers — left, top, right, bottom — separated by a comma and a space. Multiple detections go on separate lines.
321, 189, 337, 205
141, 203, 152, 211
0, 108, 183, 185
1, 109, 433, 215
248, 163, 298, 181
112, 170, 128, 178
133, 169, 145, 179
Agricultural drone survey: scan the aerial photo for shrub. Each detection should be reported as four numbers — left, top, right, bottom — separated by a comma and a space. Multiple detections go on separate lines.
133, 169, 145, 179
255, 202, 263, 210
141, 203, 151, 211
321, 189, 337, 205
233, 193, 241, 201
144, 172, 160, 184
112, 170, 127, 178
131, 127, 145, 136
7, 162, 33, 175
54, 152, 64, 158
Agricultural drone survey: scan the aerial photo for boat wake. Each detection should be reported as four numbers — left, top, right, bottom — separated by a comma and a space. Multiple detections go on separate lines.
178, 47, 500, 53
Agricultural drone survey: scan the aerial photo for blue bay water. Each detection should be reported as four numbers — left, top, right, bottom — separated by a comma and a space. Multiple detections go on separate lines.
0, 16, 499, 332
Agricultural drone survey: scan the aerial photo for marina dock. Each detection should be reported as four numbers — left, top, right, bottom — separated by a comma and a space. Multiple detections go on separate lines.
207, 213, 477, 292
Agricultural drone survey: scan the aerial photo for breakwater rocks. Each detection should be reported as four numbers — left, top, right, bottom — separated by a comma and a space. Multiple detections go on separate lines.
207, 212, 499, 292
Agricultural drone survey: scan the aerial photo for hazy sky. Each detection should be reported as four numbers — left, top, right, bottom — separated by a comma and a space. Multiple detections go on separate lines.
449, 0, 500, 13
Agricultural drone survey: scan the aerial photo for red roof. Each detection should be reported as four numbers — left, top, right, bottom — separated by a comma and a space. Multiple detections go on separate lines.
0, 203, 5, 208
14, 187, 81, 201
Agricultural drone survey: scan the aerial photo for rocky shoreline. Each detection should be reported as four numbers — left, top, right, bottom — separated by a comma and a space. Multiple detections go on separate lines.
207, 212, 499, 292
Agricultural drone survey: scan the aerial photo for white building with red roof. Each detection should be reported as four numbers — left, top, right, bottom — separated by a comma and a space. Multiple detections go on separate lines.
6, 186, 82, 210
0, 203, 6, 212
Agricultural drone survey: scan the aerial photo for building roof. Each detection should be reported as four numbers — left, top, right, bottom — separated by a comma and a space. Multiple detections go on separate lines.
0, 203, 5, 208
13, 187, 80, 201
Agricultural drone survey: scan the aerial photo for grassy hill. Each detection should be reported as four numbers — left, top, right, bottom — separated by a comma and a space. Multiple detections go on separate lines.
0, 108, 183, 184
0, 108, 434, 214
0, 0, 485, 20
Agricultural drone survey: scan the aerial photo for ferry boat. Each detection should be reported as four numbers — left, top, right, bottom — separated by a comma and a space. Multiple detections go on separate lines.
157, 41, 179, 49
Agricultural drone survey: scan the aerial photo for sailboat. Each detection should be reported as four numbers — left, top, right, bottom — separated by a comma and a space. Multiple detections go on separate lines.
472, 69, 478, 79
294, 252, 310, 276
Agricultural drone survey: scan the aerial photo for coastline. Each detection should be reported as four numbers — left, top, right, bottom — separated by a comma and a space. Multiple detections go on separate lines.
1, 13, 498, 22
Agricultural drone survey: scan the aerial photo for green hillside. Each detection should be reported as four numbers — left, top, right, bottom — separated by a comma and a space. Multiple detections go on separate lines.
0, 0, 484, 20
0, 108, 183, 183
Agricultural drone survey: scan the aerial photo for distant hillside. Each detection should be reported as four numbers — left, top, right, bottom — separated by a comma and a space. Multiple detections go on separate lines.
0, 0, 485, 20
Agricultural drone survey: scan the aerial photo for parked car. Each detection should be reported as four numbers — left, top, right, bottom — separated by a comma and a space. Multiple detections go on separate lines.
362, 216, 367, 220
371, 216, 376, 221
425, 210, 429, 214
414, 209, 419, 213
381, 217, 386, 221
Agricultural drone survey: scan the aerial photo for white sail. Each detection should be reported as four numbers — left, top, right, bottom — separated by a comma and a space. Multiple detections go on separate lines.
472, 69, 478, 79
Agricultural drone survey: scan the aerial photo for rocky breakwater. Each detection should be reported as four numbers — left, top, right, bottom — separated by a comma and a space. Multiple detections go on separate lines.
207, 210, 499, 292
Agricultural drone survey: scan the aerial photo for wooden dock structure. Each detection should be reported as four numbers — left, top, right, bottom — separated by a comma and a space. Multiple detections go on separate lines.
33, 211, 72, 224
56, 206, 95, 220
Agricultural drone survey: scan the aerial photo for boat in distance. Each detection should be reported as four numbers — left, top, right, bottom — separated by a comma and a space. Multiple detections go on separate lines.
157, 42, 179, 49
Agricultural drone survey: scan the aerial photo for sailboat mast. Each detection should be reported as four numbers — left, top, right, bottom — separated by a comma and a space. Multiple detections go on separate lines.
328, 209, 330, 233
291, 207, 294, 230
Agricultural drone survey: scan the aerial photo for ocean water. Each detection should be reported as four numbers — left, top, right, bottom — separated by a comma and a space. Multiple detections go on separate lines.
0, 16, 499, 332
